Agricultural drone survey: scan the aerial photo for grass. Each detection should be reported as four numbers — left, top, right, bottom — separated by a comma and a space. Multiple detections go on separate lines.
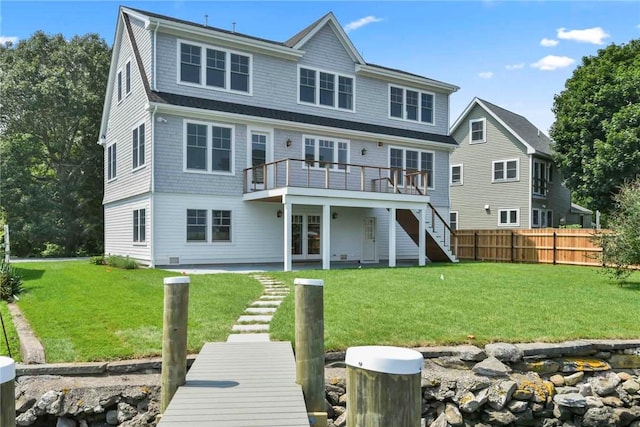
0, 302, 20, 361
8, 261, 262, 362
268, 262, 640, 351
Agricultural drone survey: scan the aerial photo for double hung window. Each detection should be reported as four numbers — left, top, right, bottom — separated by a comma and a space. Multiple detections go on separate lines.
298, 66, 354, 111
184, 121, 234, 174
389, 147, 434, 188
304, 136, 349, 170
132, 123, 145, 169
493, 159, 519, 182
133, 209, 146, 242
389, 85, 434, 124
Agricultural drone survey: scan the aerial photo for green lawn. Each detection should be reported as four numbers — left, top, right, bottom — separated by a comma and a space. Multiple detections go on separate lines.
269, 263, 640, 351
0, 302, 20, 361
6, 261, 262, 362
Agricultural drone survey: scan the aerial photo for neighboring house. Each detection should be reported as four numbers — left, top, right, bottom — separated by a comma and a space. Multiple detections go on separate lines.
99, 7, 460, 270
449, 98, 592, 230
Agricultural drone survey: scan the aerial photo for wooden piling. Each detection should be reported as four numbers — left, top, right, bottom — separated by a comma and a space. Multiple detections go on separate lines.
294, 278, 326, 423
1, 356, 16, 427
160, 276, 190, 414
346, 346, 423, 427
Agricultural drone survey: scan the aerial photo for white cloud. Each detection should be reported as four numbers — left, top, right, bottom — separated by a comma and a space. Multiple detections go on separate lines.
540, 38, 559, 47
505, 63, 525, 70
478, 71, 494, 79
531, 55, 575, 71
344, 16, 383, 33
0, 36, 18, 45
557, 27, 610, 45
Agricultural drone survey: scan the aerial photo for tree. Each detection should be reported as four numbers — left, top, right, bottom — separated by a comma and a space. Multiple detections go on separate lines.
596, 178, 640, 281
550, 39, 640, 214
0, 32, 110, 256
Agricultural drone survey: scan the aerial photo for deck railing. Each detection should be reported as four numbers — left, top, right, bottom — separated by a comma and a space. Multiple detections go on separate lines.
243, 158, 429, 196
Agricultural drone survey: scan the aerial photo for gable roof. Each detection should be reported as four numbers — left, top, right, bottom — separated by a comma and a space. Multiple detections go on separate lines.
284, 12, 365, 65
450, 97, 553, 156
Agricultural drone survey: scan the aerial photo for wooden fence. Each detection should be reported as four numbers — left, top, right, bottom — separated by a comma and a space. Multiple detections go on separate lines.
454, 229, 602, 266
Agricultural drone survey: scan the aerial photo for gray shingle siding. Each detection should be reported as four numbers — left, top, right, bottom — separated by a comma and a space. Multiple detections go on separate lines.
129, 16, 152, 86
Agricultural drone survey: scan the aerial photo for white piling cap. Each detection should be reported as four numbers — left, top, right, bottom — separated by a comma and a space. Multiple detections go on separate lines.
345, 346, 423, 375
0, 356, 16, 383
294, 278, 324, 287
164, 276, 190, 285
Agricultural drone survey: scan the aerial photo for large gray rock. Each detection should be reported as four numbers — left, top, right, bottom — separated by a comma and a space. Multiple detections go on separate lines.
429, 413, 448, 427
485, 343, 523, 362
622, 379, 640, 394
34, 390, 63, 415
16, 409, 37, 426
553, 393, 587, 408
591, 372, 621, 396
444, 402, 464, 426
482, 408, 517, 426
56, 417, 76, 427
458, 388, 489, 413
487, 380, 517, 410
472, 357, 511, 377
564, 371, 584, 386
117, 402, 137, 423
582, 407, 619, 427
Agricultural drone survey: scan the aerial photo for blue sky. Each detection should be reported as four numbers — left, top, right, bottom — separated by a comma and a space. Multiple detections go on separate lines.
2, 1, 639, 132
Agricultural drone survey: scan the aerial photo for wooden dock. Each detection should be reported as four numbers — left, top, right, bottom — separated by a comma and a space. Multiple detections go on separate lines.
157, 341, 310, 426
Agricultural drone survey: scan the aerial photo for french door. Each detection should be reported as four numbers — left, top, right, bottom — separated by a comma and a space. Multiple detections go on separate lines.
292, 214, 321, 259
249, 129, 273, 190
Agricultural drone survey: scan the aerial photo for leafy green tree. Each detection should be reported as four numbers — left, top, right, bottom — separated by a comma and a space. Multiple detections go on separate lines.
550, 39, 640, 214
0, 32, 110, 256
596, 178, 640, 281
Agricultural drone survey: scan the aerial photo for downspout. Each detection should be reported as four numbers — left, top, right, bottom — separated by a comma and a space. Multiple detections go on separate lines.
150, 105, 158, 267
152, 21, 159, 91
528, 155, 533, 229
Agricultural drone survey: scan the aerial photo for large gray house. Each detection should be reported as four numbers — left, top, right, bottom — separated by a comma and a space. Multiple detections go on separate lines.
99, 7, 459, 270
449, 98, 592, 230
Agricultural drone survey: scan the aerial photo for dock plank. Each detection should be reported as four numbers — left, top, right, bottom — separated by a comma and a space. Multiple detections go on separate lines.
157, 341, 309, 427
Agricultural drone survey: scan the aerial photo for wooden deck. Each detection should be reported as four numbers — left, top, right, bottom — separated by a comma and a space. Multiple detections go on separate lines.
157, 341, 310, 426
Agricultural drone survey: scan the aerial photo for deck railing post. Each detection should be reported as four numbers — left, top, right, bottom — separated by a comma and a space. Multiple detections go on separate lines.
161, 276, 190, 414
360, 167, 365, 192
0, 356, 16, 427
294, 278, 327, 426
346, 346, 423, 427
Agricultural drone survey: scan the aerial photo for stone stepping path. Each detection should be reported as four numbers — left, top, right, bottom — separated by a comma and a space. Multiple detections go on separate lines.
226, 275, 290, 342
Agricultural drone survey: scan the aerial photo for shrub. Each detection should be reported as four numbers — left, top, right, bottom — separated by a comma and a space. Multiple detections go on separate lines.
0, 260, 23, 302
106, 255, 139, 270
89, 255, 105, 265
40, 242, 65, 258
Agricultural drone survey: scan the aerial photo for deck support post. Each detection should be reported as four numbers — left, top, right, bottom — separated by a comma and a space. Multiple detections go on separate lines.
346, 346, 423, 427
284, 202, 292, 272
294, 278, 327, 425
322, 205, 330, 270
389, 207, 396, 267
161, 276, 190, 414
1, 356, 16, 427
419, 208, 426, 266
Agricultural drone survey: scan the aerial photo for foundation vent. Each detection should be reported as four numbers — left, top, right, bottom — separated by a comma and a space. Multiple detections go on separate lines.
169, 257, 180, 265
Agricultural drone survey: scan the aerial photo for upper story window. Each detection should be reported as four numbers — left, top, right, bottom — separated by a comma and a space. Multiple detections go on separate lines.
107, 142, 117, 181
132, 122, 145, 170
470, 118, 486, 143
298, 66, 354, 111
125, 60, 131, 95
184, 120, 235, 175
117, 70, 122, 103
303, 135, 349, 170
533, 159, 549, 196
117, 59, 131, 103
493, 159, 519, 182
179, 41, 252, 94
389, 147, 434, 189
451, 164, 463, 185
388, 85, 435, 124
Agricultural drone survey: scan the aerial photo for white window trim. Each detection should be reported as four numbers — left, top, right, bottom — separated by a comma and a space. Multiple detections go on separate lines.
132, 120, 146, 172
449, 211, 458, 231
469, 118, 486, 144
183, 119, 236, 176
185, 208, 209, 244
132, 208, 147, 245
116, 68, 123, 104
387, 84, 436, 126
532, 208, 542, 228
388, 146, 436, 190
124, 58, 132, 98
296, 65, 356, 113
450, 164, 463, 186
246, 126, 274, 168
107, 140, 117, 182
301, 134, 351, 172
498, 208, 520, 227
492, 158, 520, 183
176, 39, 253, 96
211, 209, 234, 244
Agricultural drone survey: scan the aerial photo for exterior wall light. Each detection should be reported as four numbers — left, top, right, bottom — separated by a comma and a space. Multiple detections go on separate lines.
277, 210, 283, 218
286, 138, 292, 147
361, 148, 367, 156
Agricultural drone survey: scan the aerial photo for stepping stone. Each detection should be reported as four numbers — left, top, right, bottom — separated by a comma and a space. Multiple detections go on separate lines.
226, 333, 270, 342
251, 300, 282, 307
232, 324, 269, 332
260, 295, 285, 300
237, 315, 273, 323
245, 307, 277, 314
